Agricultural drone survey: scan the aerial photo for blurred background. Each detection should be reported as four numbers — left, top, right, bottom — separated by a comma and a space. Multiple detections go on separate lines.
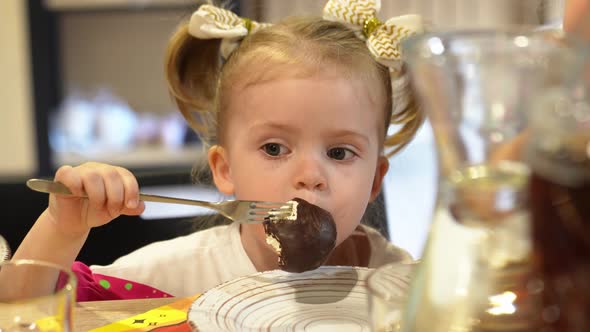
0, 0, 565, 262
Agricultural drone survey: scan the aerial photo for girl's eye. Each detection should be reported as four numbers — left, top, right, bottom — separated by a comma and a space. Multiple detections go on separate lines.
262, 143, 287, 157
327, 147, 355, 161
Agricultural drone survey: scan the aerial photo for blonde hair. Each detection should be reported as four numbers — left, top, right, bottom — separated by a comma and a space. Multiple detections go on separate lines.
165, 13, 422, 157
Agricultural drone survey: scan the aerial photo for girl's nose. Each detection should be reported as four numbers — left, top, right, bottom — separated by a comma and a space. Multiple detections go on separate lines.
293, 157, 328, 191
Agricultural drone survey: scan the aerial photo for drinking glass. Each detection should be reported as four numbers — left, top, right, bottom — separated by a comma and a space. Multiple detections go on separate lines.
399, 29, 589, 332
367, 262, 416, 332
0, 259, 76, 332
526, 75, 590, 331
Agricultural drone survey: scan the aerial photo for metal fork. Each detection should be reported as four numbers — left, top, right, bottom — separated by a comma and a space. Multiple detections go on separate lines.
26, 179, 295, 224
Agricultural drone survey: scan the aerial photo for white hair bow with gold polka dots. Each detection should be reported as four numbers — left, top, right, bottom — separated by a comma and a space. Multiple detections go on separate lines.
188, 1, 423, 72
323, 0, 424, 73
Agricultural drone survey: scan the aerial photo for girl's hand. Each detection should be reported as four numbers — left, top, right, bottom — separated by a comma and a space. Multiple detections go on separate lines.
47, 162, 145, 237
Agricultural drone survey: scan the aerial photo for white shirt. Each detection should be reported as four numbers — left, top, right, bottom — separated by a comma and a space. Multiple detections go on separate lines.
90, 223, 413, 297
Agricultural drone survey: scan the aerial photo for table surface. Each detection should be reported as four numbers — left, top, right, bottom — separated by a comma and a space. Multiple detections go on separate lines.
74, 297, 178, 331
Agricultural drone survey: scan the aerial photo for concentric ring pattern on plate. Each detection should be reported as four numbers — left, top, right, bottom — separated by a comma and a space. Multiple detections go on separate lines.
188, 266, 398, 331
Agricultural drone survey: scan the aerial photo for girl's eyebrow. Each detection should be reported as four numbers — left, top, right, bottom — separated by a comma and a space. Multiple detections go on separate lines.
249, 122, 298, 134
328, 129, 370, 147
249, 122, 370, 146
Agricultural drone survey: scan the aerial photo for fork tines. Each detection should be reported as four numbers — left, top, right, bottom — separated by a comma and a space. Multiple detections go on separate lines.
249, 201, 296, 222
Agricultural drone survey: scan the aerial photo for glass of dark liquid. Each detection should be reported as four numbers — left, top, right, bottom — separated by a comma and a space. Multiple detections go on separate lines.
401, 29, 590, 332
527, 80, 590, 331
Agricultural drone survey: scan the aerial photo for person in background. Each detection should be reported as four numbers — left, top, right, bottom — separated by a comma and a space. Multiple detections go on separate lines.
1, 0, 423, 301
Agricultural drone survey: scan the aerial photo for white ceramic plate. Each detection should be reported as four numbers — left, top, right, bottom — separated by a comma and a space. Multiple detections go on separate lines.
188, 266, 408, 331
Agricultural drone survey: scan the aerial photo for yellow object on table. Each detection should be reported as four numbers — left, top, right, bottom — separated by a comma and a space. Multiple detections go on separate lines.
90, 295, 200, 332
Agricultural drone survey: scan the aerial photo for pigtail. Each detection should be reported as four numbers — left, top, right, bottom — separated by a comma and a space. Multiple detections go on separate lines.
164, 22, 222, 145
384, 65, 424, 157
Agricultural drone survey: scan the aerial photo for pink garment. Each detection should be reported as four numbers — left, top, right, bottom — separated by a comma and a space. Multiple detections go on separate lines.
68, 261, 172, 301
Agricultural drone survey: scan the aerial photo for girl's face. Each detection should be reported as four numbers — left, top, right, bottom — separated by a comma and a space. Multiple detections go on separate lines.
209, 71, 389, 246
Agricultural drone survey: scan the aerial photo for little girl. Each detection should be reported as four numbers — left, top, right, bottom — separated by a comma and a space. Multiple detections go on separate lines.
5, 0, 424, 300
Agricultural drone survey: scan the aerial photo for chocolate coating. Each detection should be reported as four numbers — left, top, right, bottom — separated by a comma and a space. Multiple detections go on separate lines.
263, 198, 337, 273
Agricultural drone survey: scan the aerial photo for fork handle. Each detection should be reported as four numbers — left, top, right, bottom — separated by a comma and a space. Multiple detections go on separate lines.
137, 193, 214, 209
26, 179, 215, 209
